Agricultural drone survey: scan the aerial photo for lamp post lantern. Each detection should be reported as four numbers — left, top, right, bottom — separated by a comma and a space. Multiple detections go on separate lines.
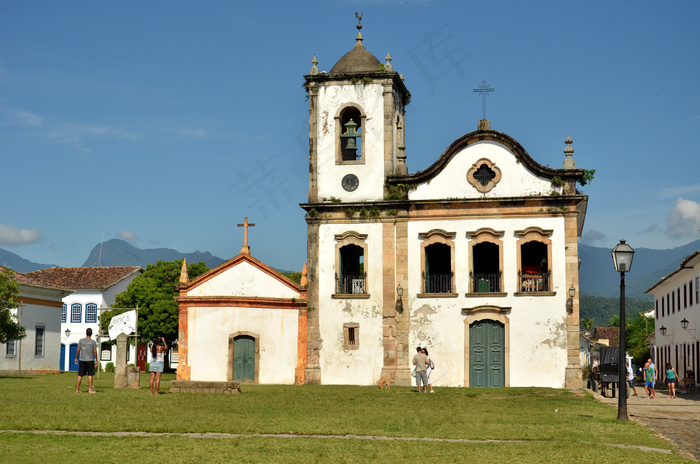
611, 239, 635, 421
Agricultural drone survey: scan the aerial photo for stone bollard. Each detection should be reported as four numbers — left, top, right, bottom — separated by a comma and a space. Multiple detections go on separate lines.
115, 333, 128, 388
127, 365, 140, 388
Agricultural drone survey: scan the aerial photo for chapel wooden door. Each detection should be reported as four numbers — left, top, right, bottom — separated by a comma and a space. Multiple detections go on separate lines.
233, 335, 255, 383
470, 320, 505, 387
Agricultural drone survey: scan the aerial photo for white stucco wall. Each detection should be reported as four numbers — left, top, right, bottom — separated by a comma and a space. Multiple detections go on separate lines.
315, 83, 388, 202
409, 141, 559, 201
0, 287, 66, 372
406, 217, 569, 388
188, 261, 299, 299
317, 222, 385, 384
188, 306, 299, 384
315, 215, 569, 388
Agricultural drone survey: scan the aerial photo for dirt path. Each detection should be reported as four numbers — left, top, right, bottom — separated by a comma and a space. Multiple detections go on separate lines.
0, 428, 675, 455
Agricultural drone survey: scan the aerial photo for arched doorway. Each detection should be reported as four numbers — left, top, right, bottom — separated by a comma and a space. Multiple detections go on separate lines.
469, 320, 505, 387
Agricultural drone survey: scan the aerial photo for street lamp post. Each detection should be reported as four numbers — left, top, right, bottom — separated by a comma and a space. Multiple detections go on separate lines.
611, 239, 635, 421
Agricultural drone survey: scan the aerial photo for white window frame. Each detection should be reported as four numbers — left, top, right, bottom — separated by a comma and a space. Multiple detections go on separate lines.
5, 340, 17, 357
35, 326, 45, 358
61, 304, 67, 323
71, 303, 82, 323
85, 304, 97, 323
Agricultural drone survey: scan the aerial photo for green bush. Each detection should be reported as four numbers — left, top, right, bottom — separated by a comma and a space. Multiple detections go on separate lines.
145, 362, 150, 372
105, 362, 115, 373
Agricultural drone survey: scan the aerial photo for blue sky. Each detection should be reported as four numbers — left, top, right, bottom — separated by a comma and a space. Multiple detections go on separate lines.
2, 1, 699, 271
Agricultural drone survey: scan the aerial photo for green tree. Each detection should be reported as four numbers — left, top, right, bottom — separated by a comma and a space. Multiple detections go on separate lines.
0, 268, 25, 344
580, 318, 595, 331
281, 271, 302, 284
608, 314, 620, 327
101, 260, 209, 343
625, 314, 654, 367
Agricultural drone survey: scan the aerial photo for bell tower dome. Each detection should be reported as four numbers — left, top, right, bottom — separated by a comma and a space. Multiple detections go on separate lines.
303, 18, 410, 203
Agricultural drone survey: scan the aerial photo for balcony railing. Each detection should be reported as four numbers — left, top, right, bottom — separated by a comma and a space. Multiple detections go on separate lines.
519, 270, 551, 292
336, 273, 367, 294
423, 272, 453, 293
470, 271, 502, 293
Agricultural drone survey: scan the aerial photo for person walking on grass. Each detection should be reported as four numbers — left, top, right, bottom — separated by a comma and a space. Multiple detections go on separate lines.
626, 362, 638, 396
75, 328, 98, 394
423, 347, 435, 393
663, 363, 679, 399
412, 346, 428, 393
149, 337, 168, 395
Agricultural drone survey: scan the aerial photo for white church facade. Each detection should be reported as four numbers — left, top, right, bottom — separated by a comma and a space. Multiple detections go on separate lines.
176, 23, 589, 389
301, 24, 588, 388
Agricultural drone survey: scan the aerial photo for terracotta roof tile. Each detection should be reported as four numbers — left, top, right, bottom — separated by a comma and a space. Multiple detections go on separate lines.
20, 266, 142, 291
594, 326, 620, 345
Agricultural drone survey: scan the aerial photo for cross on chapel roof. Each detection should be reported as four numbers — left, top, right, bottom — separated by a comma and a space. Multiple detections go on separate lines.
237, 217, 255, 255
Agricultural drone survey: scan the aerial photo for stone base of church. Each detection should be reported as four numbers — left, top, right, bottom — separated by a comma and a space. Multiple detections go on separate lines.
170, 380, 241, 394
565, 364, 584, 388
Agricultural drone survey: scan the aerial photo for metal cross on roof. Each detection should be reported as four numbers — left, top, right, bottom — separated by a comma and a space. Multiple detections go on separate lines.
473, 81, 495, 120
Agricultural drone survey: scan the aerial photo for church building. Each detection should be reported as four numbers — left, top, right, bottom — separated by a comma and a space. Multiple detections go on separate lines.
175, 20, 589, 389
300, 21, 588, 388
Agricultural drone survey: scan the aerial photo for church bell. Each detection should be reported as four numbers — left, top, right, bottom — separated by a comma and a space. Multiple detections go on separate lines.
341, 119, 360, 151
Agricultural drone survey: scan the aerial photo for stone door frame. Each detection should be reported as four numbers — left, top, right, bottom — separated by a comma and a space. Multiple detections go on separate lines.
463, 305, 510, 387
228, 331, 260, 384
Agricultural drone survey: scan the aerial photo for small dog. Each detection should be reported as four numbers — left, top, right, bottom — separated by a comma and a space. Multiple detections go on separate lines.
378, 377, 392, 390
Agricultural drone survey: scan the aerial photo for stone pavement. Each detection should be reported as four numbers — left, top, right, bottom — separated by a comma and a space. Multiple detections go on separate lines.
595, 387, 700, 461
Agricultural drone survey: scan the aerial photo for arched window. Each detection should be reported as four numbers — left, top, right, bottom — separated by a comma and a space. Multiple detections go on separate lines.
334, 231, 369, 296
515, 227, 553, 294
61, 304, 67, 323
71, 303, 82, 323
85, 304, 97, 323
467, 228, 504, 294
338, 244, 365, 294
419, 229, 456, 295
335, 104, 366, 164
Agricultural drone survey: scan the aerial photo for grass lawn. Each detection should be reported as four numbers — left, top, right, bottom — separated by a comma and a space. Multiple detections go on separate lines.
0, 372, 694, 463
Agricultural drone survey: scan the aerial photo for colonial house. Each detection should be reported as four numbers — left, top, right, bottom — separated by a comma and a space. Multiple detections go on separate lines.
646, 250, 699, 382
0, 267, 72, 374
18, 266, 142, 371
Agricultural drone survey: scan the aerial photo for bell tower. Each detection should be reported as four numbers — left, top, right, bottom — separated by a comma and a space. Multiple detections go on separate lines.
304, 18, 411, 203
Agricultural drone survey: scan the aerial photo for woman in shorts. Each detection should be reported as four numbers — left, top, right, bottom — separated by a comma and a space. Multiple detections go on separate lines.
149, 337, 168, 395
663, 362, 679, 399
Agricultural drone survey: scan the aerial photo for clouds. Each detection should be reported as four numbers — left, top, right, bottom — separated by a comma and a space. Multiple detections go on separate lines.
0, 108, 43, 128
582, 229, 606, 244
667, 198, 700, 238
118, 230, 138, 245
660, 185, 700, 199
0, 224, 44, 246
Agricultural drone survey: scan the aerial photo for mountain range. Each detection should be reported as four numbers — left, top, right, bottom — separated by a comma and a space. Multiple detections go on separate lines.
2, 238, 699, 300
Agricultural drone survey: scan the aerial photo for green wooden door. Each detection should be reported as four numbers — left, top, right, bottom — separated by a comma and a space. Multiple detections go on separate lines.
233, 336, 255, 383
470, 320, 505, 387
